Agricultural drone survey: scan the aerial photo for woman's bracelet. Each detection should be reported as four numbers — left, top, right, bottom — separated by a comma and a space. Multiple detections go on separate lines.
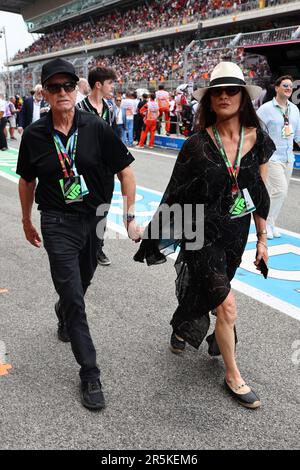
257, 229, 267, 237
257, 240, 268, 249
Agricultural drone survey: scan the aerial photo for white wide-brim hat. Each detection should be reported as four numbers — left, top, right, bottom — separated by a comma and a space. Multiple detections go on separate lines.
193, 61, 262, 101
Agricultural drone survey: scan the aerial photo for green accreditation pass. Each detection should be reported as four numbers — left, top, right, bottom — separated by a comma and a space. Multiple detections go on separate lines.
53, 129, 89, 205
229, 188, 255, 219
212, 126, 256, 219
59, 176, 83, 204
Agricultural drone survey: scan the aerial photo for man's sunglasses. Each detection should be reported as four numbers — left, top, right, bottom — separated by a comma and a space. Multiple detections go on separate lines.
281, 83, 293, 90
210, 86, 242, 97
44, 82, 77, 94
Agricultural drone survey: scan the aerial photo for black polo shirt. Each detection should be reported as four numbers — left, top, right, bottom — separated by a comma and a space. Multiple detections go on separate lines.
16, 108, 134, 214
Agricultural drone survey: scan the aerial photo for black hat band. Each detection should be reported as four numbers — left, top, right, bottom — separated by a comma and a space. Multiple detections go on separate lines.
209, 77, 246, 87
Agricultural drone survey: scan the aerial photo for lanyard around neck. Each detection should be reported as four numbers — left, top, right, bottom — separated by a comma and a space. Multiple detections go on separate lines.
53, 129, 78, 178
212, 125, 244, 193
274, 100, 289, 121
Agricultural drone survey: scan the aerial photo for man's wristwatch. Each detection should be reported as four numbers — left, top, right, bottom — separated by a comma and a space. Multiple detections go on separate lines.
124, 213, 135, 223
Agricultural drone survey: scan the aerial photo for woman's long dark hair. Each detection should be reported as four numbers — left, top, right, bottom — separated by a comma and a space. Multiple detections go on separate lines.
194, 87, 262, 131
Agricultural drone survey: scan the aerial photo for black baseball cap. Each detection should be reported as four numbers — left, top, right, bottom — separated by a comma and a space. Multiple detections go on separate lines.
41, 58, 79, 85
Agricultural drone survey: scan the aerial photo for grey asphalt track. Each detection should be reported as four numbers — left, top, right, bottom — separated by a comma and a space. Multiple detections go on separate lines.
0, 138, 299, 450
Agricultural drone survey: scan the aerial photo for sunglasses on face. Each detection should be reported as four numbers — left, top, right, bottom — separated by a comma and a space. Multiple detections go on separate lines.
281, 83, 293, 90
210, 86, 241, 97
44, 82, 77, 94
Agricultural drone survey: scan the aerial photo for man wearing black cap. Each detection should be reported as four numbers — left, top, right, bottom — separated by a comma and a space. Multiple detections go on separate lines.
16, 58, 141, 410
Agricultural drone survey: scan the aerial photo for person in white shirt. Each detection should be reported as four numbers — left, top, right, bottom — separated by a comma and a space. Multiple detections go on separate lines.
169, 93, 176, 134
121, 91, 136, 146
115, 96, 126, 144
132, 91, 140, 142
0, 93, 8, 150
155, 85, 170, 135
6, 96, 17, 140
257, 75, 300, 239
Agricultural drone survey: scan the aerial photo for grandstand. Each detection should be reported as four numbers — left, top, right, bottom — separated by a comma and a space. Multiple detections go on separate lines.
1, 0, 300, 95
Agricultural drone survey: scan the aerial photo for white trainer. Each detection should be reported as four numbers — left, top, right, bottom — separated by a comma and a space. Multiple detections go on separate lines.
272, 227, 281, 238
267, 225, 273, 240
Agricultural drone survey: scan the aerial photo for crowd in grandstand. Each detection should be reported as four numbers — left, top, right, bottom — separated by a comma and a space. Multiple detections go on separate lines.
93, 46, 186, 83
12, 0, 293, 60
5, 44, 271, 97
92, 45, 270, 83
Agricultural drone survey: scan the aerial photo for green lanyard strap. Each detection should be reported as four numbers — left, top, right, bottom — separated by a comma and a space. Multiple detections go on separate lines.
53, 130, 78, 178
274, 101, 289, 125
212, 125, 244, 194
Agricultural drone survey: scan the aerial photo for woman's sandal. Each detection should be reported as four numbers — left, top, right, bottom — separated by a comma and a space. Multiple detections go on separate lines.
224, 379, 261, 409
169, 331, 186, 354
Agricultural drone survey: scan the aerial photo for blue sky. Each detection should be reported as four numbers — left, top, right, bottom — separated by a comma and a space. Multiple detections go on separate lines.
0, 11, 39, 69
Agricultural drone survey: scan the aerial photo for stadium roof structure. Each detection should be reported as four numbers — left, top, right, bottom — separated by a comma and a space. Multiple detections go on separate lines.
0, 1, 34, 14
244, 39, 300, 78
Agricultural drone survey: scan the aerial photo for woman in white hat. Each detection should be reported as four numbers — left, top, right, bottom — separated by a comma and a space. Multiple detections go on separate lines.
134, 62, 275, 409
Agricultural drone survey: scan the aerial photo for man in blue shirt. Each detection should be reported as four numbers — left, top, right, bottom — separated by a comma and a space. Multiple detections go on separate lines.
257, 75, 300, 239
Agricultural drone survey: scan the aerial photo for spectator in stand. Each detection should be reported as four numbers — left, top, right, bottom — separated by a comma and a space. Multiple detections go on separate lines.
18, 84, 50, 134
156, 84, 171, 136
138, 93, 159, 149
121, 90, 136, 147
76, 77, 90, 104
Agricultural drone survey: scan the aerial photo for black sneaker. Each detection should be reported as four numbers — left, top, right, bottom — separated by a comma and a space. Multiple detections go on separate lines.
169, 331, 186, 354
80, 379, 105, 410
97, 249, 111, 266
55, 301, 70, 343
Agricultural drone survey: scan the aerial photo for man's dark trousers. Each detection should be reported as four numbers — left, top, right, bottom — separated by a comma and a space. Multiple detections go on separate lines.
0, 117, 7, 149
41, 210, 100, 382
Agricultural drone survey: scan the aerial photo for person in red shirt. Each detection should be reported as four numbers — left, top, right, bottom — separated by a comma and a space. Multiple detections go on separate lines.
138, 93, 159, 148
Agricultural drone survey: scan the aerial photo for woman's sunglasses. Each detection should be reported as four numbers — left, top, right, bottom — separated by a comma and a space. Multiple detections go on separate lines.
44, 82, 77, 94
210, 86, 242, 97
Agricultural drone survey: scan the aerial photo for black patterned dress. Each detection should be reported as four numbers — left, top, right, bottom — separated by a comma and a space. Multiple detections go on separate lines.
134, 128, 275, 348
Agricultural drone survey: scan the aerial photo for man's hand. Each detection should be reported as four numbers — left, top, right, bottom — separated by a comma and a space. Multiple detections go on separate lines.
126, 220, 143, 243
22, 219, 41, 247
18, 127, 23, 135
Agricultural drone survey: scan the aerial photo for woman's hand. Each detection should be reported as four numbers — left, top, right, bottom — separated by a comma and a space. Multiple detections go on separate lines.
254, 241, 268, 269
